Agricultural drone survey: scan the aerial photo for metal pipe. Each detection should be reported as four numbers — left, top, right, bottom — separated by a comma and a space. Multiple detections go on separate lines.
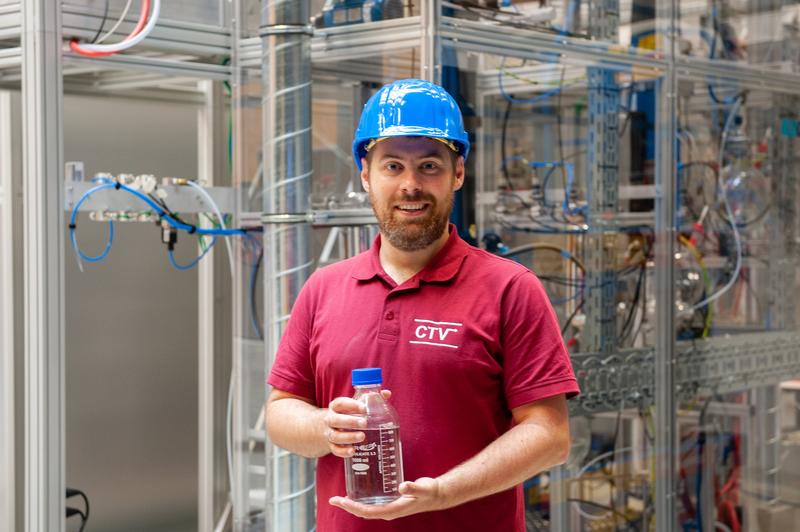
260, 1, 315, 531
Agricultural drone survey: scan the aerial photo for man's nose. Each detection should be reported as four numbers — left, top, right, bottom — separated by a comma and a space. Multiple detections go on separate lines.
399, 168, 423, 193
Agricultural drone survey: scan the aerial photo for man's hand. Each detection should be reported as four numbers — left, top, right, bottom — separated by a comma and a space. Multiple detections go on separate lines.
323, 390, 392, 458
329, 477, 446, 520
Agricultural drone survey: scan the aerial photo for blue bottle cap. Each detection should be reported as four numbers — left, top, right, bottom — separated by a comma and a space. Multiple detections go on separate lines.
352, 368, 382, 386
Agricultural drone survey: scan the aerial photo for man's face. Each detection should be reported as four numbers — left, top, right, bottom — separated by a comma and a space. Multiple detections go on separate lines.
360, 137, 465, 252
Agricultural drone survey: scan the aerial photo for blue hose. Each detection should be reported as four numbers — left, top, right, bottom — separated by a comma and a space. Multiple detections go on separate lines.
69, 179, 247, 269
167, 243, 215, 271
69, 182, 117, 263
73, 179, 245, 236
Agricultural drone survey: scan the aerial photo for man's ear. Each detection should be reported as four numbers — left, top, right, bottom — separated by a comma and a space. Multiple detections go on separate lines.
453, 156, 465, 192
360, 158, 370, 192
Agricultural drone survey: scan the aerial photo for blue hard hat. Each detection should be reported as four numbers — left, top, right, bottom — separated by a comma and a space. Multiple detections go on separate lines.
352, 79, 470, 171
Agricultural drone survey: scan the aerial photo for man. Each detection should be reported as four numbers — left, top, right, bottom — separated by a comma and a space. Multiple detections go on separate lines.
266, 79, 579, 531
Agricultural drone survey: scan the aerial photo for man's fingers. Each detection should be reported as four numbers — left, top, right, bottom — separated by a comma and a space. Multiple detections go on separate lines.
398, 477, 438, 497
398, 481, 415, 495
380, 389, 392, 400
326, 428, 365, 446
324, 410, 367, 431
329, 442, 357, 458
329, 496, 367, 516
328, 496, 390, 519
328, 396, 366, 414
329, 494, 415, 520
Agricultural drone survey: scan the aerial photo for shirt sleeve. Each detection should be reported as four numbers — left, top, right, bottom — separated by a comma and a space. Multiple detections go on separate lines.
267, 277, 317, 403
500, 271, 580, 410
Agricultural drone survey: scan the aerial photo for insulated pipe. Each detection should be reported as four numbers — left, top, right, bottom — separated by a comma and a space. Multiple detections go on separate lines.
260, 1, 315, 531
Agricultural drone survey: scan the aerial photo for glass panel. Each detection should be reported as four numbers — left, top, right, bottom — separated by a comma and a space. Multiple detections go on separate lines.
672, 79, 800, 530
310, 0, 411, 28
63, 0, 226, 28
442, 46, 665, 530
238, 4, 800, 532
677, 0, 800, 71
675, 84, 798, 337
471, 53, 662, 354
442, 0, 661, 50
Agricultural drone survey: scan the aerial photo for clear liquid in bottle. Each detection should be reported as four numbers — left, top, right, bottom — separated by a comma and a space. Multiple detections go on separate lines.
343, 368, 404, 504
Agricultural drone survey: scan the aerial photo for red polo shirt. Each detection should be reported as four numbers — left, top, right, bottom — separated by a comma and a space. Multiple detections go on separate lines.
268, 226, 579, 532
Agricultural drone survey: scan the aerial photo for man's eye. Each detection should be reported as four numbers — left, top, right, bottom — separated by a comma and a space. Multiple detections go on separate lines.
421, 162, 439, 171
385, 162, 401, 172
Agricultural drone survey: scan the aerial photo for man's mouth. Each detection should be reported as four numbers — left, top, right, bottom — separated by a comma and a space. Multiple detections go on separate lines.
394, 202, 430, 215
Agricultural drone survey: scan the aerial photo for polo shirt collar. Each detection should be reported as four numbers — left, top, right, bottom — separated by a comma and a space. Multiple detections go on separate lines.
351, 224, 468, 284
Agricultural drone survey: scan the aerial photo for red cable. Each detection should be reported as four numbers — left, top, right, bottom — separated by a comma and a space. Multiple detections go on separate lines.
718, 499, 741, 532
69, 0, 150, 58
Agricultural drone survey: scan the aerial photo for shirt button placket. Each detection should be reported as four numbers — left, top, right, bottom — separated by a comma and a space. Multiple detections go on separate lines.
378, 302, 399, 342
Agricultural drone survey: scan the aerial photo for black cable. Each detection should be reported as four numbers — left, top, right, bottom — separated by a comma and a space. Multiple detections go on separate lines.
500, 99, 516, 191
618, 264, 645, 345
90, 0, 111, 44
694, 393, 723, 532
66, 507, 87, 532
250, 248, 264, 340
679, 161, 718, 220
561, 298, 585, 336
556, 66, 568, 195
618, 83, 635, 138
66, 487, 90, 527
148, 191, 188, 225
630, 259, 648, 344
566, 498, 640, 529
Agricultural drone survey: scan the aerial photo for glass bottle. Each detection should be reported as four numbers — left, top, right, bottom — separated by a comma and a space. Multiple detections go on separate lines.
344, 368, 404, 504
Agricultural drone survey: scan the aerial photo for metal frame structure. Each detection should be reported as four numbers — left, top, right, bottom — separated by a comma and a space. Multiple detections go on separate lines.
9, 3, 235, 532
4, 0, 800, 531
583, 66, 620, 356
197, 79, 229, 532
0, 88, 16, 532
22, 2, 65, 532
654, 1, 679, 526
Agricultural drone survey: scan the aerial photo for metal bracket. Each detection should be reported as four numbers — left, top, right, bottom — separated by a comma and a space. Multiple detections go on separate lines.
571, 331, 800, 415
261, 208, 376, 227
259, 24, 314, 37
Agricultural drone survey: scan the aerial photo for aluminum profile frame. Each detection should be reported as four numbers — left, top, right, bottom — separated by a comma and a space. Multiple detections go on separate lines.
0, 2, 230, 54
654, 4, 679, 526
0, 89, 15, 532
197, 80, 229, 532
420, 0, 442, 83
21, 1, 65, 532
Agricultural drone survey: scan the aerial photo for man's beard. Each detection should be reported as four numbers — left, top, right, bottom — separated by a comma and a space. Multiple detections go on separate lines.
369, 189, 454, 251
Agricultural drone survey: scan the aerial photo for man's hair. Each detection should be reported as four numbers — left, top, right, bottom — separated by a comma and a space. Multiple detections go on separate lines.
364, 142, 460, 172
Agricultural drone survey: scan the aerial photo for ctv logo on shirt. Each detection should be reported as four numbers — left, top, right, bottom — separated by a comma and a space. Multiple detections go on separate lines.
410, 319, 462, 349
